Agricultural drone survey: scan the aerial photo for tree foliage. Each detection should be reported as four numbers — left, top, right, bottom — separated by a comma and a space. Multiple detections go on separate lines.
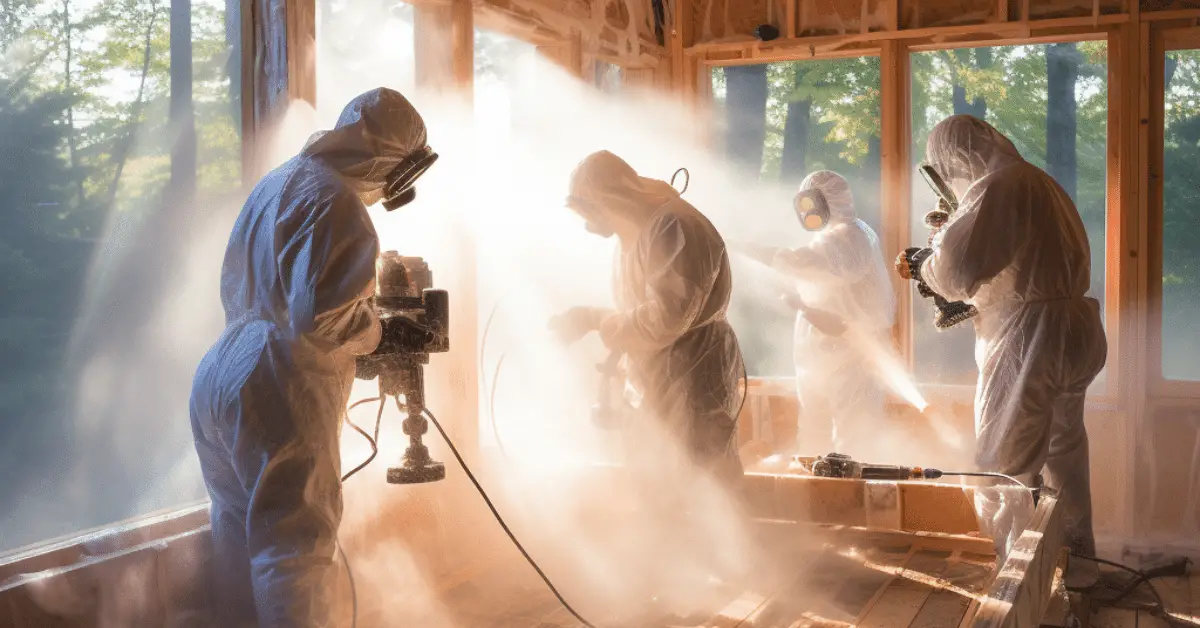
0, 0, 240, 549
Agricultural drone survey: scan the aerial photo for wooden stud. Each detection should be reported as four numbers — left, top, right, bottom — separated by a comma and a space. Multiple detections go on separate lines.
880, 39, 913, 367
786, 0, 798, 38
968, 490, 1064, 628
286, 0, 316, 108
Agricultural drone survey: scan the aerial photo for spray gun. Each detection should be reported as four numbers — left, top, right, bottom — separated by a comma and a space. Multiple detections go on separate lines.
792, 452, 941, 480
903, 165, 978, 330
592, 350, 634, 430
354, 252, 450, 484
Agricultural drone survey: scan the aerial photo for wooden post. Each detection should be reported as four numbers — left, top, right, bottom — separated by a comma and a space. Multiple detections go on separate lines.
451, 0, 475, 94
285, 0, 316, 107
880, 40, 913, 368
245, 0, 316, 181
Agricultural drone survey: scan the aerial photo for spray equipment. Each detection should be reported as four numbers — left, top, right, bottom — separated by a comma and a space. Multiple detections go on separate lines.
790, 453, 1038, 496
794, 187, 832, 232
354, 251, 450, 484
911, 162, 978, 330
592, 349, 634, 430
381, 145, 439, 211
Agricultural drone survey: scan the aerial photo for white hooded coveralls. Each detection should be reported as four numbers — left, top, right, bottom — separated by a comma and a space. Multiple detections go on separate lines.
189, 88, 428, 627
767, 171, 896, 455
568, 150, 745, 488
917, 115, 1107, 558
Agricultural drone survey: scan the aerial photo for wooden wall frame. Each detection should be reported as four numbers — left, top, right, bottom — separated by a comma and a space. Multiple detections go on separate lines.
1148, 26, 1200, 400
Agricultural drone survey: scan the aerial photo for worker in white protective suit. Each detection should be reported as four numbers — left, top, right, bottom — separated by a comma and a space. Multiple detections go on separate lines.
738, 171, 896, 456
549, 151, 748, 615
896, 115, 1106, 586
189, 87, 432, 627
548, 150, 745, 489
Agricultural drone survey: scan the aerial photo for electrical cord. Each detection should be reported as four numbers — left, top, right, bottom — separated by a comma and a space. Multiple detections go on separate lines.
338, 394, 391, 628
1068, 553, 1191, 617
925, 470, 1030, 490
338, 542, 358, 628
342, 396, 386, 482
422, 408, 599, 628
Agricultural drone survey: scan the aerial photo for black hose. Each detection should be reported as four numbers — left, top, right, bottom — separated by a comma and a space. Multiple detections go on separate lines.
423, 408, 599, 628
341, 396, 386, 482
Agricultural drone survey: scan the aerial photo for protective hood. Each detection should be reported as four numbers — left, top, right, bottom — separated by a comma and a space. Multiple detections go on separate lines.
926, 114, 1023, 187
799, 170, 856, 223
302, 87, 428, 196
568, 150, 682, 229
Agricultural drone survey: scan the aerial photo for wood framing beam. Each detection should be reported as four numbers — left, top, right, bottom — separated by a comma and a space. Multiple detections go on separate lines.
285, 0, 316, 107
246, 0, 316, 180
880, 39, 913, 367
969, 490, 1063, 628
685, 14, 1128, 59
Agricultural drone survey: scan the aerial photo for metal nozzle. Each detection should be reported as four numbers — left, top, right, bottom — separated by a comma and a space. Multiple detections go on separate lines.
387, 442, 446, 484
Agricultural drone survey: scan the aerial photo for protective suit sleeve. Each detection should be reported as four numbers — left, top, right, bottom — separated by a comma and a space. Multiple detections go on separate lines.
228, 351, 344, 628
771, 226, 871, 286
276, 191, 381, 354
602, 214, 715, 352
921, 179, 1032, 302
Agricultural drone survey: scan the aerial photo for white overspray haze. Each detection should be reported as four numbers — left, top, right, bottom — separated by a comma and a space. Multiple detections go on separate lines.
2, 15, 990, 626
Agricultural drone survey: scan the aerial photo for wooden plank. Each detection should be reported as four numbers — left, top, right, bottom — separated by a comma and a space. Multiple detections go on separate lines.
0, 502, 208, 585
866, 482, 904, 531
858, 570, 936, 628
900, 483, 981, 536
748, 473, 981, 534
827, 546, 920, 628
754, 519, 998, 556
969, 491, 1064, 628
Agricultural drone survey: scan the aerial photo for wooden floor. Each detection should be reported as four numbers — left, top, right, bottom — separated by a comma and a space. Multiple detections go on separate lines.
438, 534, 998, 628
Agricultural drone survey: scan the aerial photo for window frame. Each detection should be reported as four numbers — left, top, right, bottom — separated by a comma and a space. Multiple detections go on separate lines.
1149, 26, 1200, 399
699, 32, 1123, 408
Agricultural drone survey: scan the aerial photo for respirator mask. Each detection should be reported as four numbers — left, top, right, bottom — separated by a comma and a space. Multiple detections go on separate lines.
381, 145, 439, 211
794, 187, 832, 232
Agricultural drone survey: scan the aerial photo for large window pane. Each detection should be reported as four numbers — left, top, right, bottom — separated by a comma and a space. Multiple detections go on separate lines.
1162, 49, 1200, 381
710, 57, 882, 377
0, 0, 241, 551
474, 28, 537, 134
909, 43, 1108, 385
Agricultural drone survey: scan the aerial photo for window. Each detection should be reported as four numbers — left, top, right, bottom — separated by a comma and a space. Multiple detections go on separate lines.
0, 0, 241, 551
317, 0, 416, 123
594, 59, 623, 94
1162, 49, 1200, 381
710, 58, 883, 377
909, 43, 1109, 385
474, 28, 538, 134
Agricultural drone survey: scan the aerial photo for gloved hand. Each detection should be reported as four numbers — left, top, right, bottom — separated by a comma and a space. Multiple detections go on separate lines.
548, 307, 610, 346
895, 247, 933, 281
781, 292, 846, 337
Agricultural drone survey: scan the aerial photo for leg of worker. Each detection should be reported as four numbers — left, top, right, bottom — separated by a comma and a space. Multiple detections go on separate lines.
1045, 392, 1093, 555
973, 340, 1057, 558
191, 412, 258, 627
